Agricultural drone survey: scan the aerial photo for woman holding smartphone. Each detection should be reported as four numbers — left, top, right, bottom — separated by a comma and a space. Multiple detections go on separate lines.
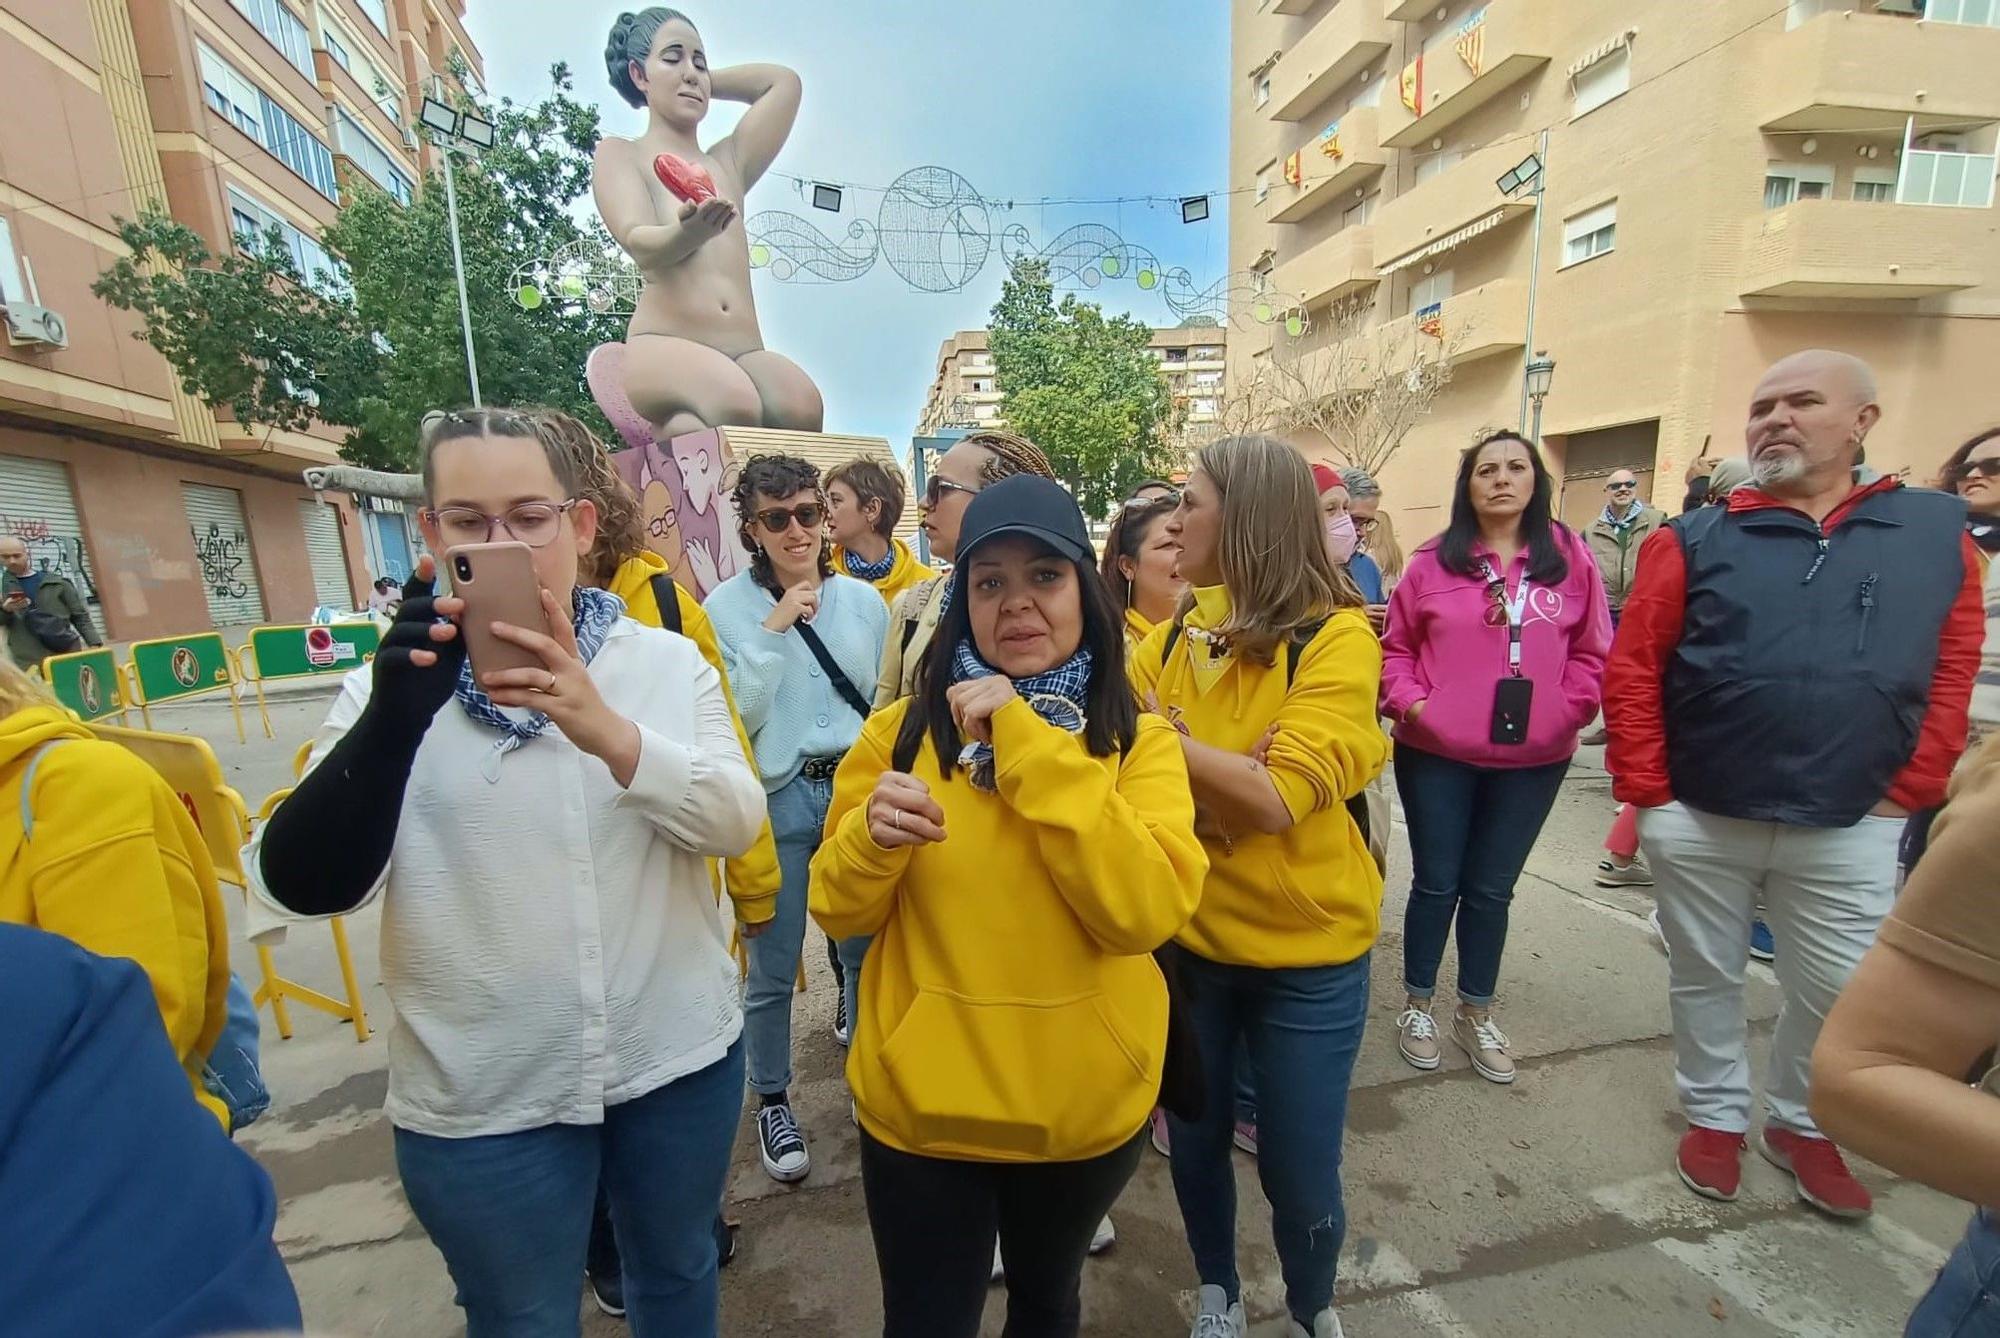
703, 454, 888, 1186
252, 408, 765, 1338
1130, 436, 1387, 1338
1378, 431, 1610, 1083
813, 475, 1204, 1338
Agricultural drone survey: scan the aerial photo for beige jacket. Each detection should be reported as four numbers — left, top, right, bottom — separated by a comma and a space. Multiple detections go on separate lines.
873, 577, 948, 708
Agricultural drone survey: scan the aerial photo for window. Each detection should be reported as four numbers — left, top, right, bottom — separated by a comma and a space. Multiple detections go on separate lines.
1193, 371, 1223, 386
336, 109, 415, 204
1572, 46, 1630, 118
353, 0, 389, 35
966, 377, 992, 393
1351, 72, 1386, 112
1852, 167, 1898, 203
1256, 160, 1274, 205
1192, 397, 1218, 415
1164, 348, 1189, 363
0, 217, 25, 305
227, 188, 343, 295
1255, 73, 1272, 108
1927, 0, 2000, 28
326, 31, 352, 71
973, 403, 998, 421
1414, 146, 1464, 186
1900, 149, 1999, 208
199, 43, 338, 199
1408, 268, 1453, 316
1561, 200, 1617, 267
230, 0, 314, 79
1763, 163, 1833, 209
1343, 193, 1377, 229
199, 43, 263, 139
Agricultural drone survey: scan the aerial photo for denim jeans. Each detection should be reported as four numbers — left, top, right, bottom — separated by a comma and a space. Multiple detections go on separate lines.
837, 932, 870, 1042
746, 773, 832, 1095
1394, 743, 1570, 1006
1908, 1209, 2000, 1337
1166, 949, 1370, 1327
394, 1040, 743, 1338
201, 970, 270, 1134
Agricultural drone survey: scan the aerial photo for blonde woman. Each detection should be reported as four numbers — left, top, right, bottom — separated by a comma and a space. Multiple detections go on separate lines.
1131, 436, 1388, 1338
1365, 508, 1406, 600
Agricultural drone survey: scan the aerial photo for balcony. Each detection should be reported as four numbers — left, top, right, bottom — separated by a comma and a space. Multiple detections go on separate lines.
1271, 227, 1380, 309
1273, 0, 1322, 13
1379, 277, 1529, 365
1370, 137, 1538, 272
1739, 198, 1988, 300
1270, 106, 1390, 223
1761, 11, 2000, 133
1270, 1, 1395, 122
1385, 0, 1435, 18
1382, 0, 1553, 149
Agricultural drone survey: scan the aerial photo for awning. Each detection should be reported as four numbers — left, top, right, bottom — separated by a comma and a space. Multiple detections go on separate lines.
1378, 209, 1510, 277
1568, 31, 1632, 81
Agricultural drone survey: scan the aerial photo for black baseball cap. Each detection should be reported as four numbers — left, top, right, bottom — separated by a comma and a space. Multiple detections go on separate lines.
952, 475, 1092, 580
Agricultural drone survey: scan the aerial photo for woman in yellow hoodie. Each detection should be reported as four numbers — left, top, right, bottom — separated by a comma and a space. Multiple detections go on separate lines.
812, 476, 1206, 1338
825, 455, 938, 607
1129, 436, 1387, 1338
0, 651, 230, 1127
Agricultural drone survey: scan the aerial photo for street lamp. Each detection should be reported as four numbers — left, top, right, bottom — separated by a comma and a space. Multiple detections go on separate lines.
419, 94, 494, 407
1524, 351, 1556, 447
1498, 132, 1550, 435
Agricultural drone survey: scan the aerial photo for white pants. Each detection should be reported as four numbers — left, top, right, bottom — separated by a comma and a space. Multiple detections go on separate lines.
1637, 800, 1900, 1136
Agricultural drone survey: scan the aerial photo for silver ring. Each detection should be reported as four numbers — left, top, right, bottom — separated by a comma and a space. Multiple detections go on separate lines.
892, 808, 904, 831
545, 671, 558, 693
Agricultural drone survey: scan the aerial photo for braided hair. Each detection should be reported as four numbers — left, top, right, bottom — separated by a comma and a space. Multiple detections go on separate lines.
605, 8, 695, 109
959, 429, 1055, 485
528, 409, 646, 585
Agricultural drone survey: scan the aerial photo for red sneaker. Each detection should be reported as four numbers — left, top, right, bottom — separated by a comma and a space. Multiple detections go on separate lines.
1676, 1125, 1747, 1201
1760, 1127, 1873, 1219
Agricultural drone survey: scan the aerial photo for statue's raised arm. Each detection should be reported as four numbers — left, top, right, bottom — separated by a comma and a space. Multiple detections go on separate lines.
591, 8, 823, 441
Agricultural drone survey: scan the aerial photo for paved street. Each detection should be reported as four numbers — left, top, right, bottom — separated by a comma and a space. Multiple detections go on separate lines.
160, 685, 1963, 1337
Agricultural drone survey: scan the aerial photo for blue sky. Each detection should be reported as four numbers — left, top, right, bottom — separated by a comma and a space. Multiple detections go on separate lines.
466, 1, 1231, 444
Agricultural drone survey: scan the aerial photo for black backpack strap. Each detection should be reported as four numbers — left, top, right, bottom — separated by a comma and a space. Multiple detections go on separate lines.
795, 620, 873, 720
1284, 619, 1325, 688
1163, 620, 1183, 662
649, 573, 682, 634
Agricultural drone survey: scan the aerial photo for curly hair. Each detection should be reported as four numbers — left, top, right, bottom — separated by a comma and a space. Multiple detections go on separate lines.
605, 8, 695, 109
526, 409, 646, 585
730, 454, 832, 591
957, 429, 1055, 485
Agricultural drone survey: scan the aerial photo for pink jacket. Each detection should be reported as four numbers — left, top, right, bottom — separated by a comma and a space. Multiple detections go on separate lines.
1379, 528, 1611, 769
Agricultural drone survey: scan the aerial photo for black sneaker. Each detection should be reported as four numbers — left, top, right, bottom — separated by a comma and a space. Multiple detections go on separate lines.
757, 1102, 810, 1182
834, 989, 851, 1046
715, 1214, 739, 1268
586, 1268, 626, 1319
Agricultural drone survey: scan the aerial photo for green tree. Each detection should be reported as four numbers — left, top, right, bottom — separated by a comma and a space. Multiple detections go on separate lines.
93, 66, 624, 471
987, 258, 1176, 517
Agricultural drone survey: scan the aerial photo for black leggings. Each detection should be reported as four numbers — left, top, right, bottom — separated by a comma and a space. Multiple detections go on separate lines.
858, 1127, 1143, 1338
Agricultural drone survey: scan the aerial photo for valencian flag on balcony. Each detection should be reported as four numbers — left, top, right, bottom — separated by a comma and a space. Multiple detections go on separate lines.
1319, 121, 1342, 160
1283, 151, 1302, 186
1400, 53, 1423, 113
1417, 302, 1445, 338
1455, 6, 1488, 77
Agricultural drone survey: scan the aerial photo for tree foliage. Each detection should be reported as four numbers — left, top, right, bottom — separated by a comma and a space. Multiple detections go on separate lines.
93, 66, 624, 471
987, 258, 1177, 517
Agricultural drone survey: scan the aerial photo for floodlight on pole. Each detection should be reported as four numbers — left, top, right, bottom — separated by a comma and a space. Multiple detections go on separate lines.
1181, 195, 1211, 225
418, 94, 495, 408
1495, 152, 1542, 198
810, 182, 843, 212
1502, 132, 1551, 433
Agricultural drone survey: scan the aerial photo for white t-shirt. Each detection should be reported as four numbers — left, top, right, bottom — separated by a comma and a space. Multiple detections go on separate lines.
248, 618, 766, 1137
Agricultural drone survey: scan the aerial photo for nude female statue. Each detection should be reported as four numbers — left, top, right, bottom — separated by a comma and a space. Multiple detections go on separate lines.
593, 8, 824, 439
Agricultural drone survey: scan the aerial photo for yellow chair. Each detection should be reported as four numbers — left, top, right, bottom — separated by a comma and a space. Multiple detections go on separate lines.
89, 722, 370, 1043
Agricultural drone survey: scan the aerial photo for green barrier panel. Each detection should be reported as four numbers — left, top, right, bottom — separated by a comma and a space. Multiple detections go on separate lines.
41, 647, 125, 722
130, 633, 234, 704
245, 622, 380, 680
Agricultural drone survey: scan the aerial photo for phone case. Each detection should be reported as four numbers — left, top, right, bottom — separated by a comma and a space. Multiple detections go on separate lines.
1490, 677, 1534, 746
446, 542, 549, 683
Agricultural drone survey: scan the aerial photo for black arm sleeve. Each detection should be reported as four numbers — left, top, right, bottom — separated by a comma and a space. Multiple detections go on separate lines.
1681, 477, 1710, 516
255, 706, 423, 916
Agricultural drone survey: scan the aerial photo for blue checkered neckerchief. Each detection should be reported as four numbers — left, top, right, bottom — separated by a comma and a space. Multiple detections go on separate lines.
949, 638, 1091, 791
842, 545, 895, 582
455, 585, 624, 779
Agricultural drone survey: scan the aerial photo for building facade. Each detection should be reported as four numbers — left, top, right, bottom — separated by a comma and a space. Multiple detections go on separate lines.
915, 325, 1231, 436
0, 0, 483, 640
1232, 0, 2000, 543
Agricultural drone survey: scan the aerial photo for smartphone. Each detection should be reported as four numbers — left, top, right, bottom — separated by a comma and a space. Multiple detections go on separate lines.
1490, 677, 1534, 746
445, 542, 549, 682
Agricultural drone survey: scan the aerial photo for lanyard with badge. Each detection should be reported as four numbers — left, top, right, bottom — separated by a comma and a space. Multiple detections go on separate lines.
1479, 558, 1534, 746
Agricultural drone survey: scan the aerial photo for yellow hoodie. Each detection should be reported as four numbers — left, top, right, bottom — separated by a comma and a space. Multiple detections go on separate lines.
605, 552, 780, 925
1, 706, 230, 1126
1129, 604, 1387, 970
811, 697, 1207, 1163
833, 537, 939, 608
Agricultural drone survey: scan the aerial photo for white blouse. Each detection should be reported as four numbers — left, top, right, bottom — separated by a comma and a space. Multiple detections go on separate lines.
248, 619, 766, 1138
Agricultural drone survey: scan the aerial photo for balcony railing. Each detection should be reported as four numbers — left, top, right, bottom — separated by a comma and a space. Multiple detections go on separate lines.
1271, 227, 1380, 309
1377, 277, 1529, 365
1269, 106, 1390, 224
1761, 10, 2000, 133
1270, 1, 1395, 122
1740, 197, 1988, 300
1382, 0, 1552, 149
1370, 137, 1538, 273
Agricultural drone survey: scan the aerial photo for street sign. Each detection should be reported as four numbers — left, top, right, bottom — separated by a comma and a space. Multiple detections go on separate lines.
239, 622, 379, 737
40, 646, 126, 723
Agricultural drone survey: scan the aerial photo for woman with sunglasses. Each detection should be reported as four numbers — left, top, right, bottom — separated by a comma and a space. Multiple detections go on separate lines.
1379, 431, 1610, 1083
253, 408, 766, 1336
1101, 485, 1184, 647
812, 475, 1205, 1338
703, 454, 889, 1186
1939, 428, 2000, 749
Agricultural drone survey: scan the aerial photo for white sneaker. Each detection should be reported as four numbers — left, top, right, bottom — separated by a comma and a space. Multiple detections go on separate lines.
755, 1102, 810, 1183
1287, 1308, 1347, 1338
1192, 1283, 1246, 1337
1595, 853, 1654, 887
1089, 1214, 1115, 1254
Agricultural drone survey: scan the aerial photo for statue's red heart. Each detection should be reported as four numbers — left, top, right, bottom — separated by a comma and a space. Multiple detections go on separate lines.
653, 153, 717, 205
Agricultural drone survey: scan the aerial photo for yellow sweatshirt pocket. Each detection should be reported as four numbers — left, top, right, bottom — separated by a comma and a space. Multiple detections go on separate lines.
876, 988, 1153, 1160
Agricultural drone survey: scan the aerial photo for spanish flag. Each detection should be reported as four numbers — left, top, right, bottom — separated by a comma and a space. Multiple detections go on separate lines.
1400, 54, 1424, 114
1283, 151, 1302, 186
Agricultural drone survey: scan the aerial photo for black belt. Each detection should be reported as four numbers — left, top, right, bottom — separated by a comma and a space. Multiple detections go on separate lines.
799, 754, 845, 781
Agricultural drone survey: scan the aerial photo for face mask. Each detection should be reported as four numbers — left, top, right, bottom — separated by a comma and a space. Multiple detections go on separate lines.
1324, 512, 1358, 564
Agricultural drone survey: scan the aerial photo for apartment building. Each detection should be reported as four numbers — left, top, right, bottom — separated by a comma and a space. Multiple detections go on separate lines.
0, 0, 483, 639
915, 326, 1231, 435
1233, 0, 2000, 542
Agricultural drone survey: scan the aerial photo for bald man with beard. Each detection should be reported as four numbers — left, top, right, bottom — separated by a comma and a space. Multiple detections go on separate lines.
1604, 350, 1984, 1219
